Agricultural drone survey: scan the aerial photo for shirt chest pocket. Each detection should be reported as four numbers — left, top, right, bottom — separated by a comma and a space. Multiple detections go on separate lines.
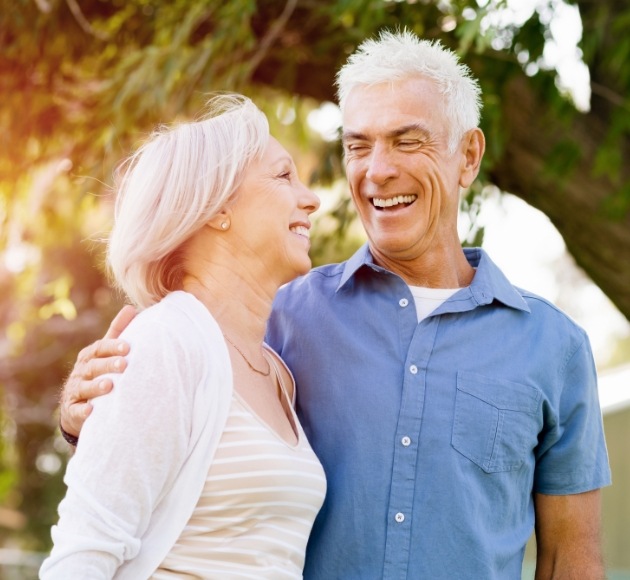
451, 372, 542, 473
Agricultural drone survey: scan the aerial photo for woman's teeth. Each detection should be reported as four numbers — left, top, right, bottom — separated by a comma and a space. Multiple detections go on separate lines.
290, 225, 310, 238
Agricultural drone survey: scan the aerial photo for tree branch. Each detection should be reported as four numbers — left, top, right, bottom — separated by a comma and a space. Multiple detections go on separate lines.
32, 0, 52, 13
245, 0, 298, 80
591, 81, 630, 112
64, 0, 109, 40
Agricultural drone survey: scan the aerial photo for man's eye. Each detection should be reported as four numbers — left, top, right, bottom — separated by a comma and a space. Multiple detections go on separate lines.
399, 140, 420, 148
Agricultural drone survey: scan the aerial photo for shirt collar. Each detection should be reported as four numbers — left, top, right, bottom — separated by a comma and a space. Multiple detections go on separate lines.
337, 243, 374, 289
461, 247, 530, 312
337, 243, 530, 313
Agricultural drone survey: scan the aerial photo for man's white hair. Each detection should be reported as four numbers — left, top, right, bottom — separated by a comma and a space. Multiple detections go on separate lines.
107, 93, 269, 309
335, 29, 482, 152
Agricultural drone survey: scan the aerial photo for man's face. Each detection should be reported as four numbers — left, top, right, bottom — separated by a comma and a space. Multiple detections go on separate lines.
342, 76, 468, 267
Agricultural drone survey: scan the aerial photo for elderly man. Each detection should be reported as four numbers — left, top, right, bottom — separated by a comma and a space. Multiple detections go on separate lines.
60, 30, 610, 579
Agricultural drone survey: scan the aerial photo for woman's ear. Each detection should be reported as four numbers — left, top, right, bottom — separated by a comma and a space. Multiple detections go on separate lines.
459, 128, 485, 189
208, 209, 233, 232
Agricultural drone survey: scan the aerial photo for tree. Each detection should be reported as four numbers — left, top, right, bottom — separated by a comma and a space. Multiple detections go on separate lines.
485, 0, 630, 321
3, 0, 629, 314
0, 0, 628, 551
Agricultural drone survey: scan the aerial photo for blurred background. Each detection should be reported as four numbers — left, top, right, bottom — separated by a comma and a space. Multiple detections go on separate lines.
1, 0, 629, 577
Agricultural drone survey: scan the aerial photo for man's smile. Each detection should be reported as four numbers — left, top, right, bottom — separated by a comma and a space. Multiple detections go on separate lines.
371, 194, 418, 209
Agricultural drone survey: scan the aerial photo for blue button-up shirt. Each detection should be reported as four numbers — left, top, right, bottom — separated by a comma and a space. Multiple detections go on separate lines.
266, 245, 611, 579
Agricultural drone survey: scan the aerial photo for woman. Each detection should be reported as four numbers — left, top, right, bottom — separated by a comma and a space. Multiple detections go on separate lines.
40, 94, 325, 579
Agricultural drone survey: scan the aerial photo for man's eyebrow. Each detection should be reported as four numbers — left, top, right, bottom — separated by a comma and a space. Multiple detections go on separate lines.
341, 123, 430, 142
341, 130, 368, 142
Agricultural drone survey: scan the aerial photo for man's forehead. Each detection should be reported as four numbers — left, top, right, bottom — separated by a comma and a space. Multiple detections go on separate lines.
341, 79, 445, 137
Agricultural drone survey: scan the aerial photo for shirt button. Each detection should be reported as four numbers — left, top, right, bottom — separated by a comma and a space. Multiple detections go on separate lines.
395, 512, 405, 523
399, 298, 409, 307
401, 436, 411, 447
409, 365, 418, 374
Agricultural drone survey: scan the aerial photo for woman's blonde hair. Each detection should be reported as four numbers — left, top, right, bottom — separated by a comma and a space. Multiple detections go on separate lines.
107, 93, 269, 308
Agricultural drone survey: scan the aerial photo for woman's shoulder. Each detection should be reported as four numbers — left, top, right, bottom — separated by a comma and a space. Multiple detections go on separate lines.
122, 291, 227, 366
128, 291, 216, 335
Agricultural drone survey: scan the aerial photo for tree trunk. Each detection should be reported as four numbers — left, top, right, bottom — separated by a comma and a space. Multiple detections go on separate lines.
488, 74, 630, 321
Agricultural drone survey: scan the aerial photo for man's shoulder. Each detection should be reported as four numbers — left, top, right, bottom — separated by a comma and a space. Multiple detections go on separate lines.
303, 260, 348, 281
280, 261, 347, 296
473, 247, 588, 343
515, 286, 590, 343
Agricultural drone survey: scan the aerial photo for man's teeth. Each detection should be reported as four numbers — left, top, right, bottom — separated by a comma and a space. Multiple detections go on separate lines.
290, 225, 310, 239
372, 195, 417, 208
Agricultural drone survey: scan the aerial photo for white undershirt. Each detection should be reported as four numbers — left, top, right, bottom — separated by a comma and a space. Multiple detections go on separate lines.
408, 285, 460, 323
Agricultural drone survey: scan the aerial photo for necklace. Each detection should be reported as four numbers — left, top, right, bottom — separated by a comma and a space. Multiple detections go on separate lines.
223, 334, 271, 376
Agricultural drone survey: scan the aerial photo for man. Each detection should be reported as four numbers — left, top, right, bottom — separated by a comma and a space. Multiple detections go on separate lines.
60, 31, 610, 578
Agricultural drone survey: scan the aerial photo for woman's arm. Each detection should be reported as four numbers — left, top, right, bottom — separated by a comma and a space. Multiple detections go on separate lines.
41, 315, 194, 578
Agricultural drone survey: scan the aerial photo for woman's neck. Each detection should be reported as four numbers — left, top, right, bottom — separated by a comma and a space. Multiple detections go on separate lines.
182, 268, 273, 346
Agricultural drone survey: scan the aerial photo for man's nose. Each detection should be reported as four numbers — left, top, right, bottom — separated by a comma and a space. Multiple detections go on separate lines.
365, 143, 398, 184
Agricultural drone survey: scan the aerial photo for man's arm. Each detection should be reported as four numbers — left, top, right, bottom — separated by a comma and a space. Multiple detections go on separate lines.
534, 490, 605, 580
59, 305, 137, 437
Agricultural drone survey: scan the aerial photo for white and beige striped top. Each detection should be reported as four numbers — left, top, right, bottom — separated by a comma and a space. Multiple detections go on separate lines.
153, 368, 326, 579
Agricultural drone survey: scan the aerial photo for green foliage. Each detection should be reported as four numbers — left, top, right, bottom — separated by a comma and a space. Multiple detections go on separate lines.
543, 140, 584, 184
602, 180, 630, 221
512, 11, 547, 63
460, 181, 489, 248
594, 107, 630, 180
310, 188, 365, 267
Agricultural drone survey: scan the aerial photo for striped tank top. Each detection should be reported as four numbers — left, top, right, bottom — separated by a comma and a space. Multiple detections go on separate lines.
153, 358, 326, 579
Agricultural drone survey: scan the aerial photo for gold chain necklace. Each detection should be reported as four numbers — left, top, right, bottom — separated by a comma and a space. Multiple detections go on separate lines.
223, 335, 271, 376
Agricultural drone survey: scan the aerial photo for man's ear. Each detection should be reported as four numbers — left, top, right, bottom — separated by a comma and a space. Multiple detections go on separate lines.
207, 209, 233, 232
459, 128, 485, 189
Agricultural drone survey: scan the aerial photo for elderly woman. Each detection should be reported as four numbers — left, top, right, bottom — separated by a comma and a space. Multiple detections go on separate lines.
40, 94, 325, 579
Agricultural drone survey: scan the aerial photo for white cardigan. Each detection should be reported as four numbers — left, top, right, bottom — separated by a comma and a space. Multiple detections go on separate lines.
40, 291, 233, 579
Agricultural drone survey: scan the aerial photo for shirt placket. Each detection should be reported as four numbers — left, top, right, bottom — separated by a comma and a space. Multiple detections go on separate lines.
382, 301, 440, 579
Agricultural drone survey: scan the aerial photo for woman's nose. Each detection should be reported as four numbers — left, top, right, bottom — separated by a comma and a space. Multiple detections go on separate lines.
299, 181, 321, 214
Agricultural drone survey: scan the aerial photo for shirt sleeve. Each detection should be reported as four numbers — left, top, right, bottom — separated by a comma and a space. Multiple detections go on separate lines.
40, 311, 200, 579
533, 334, 612, 495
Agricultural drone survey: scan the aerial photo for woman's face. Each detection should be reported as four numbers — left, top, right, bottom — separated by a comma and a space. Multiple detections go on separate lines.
229, 137, 320, 284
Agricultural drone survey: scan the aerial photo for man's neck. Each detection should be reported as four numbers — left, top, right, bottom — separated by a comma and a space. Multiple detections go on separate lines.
369, 244, 475, 288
